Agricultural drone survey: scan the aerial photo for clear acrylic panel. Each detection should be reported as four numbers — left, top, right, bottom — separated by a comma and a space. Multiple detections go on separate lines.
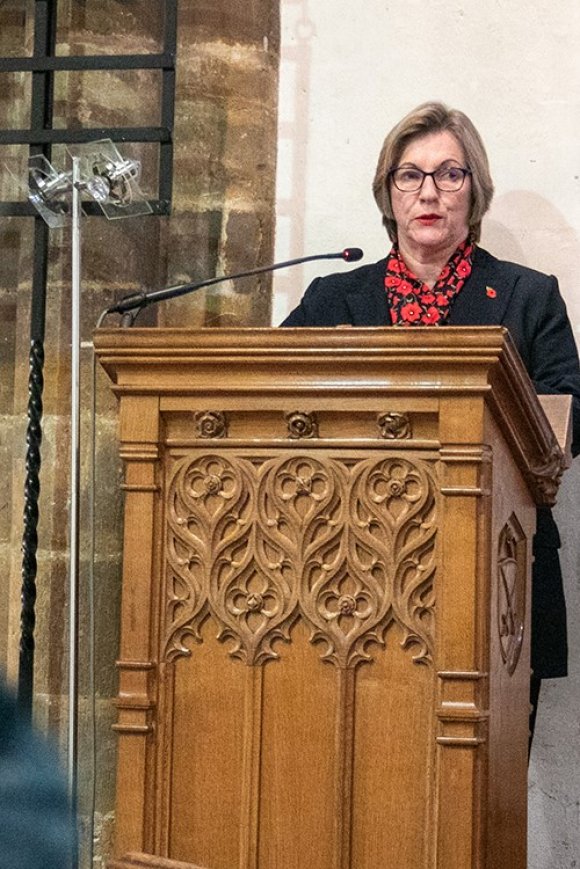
68, 139, 153, 220
26, 153, 71, 228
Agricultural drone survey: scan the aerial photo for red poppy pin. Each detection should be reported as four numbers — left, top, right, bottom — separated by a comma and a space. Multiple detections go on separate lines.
486, 286, 497, 299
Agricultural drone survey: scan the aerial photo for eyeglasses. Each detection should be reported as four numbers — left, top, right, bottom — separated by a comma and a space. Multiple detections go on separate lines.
389, 165, 472, 192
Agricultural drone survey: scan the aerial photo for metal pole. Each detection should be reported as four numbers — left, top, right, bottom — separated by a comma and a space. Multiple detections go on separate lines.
68, 156, 81, 806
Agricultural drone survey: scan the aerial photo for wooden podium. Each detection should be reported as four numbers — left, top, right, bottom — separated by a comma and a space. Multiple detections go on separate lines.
94, 326, 565, 869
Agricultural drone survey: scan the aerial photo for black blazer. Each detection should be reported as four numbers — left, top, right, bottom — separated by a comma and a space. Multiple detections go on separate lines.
282, 246, 580, 677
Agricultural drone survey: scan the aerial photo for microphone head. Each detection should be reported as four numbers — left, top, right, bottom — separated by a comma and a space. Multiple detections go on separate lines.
342, 247, 364, 262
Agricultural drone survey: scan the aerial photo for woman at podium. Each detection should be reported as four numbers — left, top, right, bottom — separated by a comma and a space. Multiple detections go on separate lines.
281, 101, 580, 734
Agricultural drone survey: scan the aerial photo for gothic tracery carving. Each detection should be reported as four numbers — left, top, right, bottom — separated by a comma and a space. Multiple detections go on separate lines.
164, 452, 437, 669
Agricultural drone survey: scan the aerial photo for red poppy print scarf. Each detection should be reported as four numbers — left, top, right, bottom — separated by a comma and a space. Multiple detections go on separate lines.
384, 239, 474, 325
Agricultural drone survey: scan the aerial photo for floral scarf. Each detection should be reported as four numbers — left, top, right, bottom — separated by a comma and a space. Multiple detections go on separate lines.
384, 239, 474, 325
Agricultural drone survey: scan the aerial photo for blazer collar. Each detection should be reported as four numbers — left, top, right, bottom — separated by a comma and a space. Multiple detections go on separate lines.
341, 248, 516, 327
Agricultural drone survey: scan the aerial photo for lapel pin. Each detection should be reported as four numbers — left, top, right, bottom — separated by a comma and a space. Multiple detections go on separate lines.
486, 286, 497, 298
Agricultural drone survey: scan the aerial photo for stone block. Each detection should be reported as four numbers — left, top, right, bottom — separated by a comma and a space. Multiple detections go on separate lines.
32, 549, 69, 698
164, 212, 223, 285
56, 0, 164, 54
223, 208, 272, 278
179, 0, 280, 50
0, 298, 17, 415
53, 68, 162, 130
0, 5, 31, 57
0, 218, 35, 293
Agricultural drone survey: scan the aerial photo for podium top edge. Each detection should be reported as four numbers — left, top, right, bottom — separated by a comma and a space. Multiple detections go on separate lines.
94, 324, 511, 350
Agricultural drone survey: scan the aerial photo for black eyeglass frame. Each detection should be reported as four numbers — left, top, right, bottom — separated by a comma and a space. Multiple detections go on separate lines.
388, 166, 472, 193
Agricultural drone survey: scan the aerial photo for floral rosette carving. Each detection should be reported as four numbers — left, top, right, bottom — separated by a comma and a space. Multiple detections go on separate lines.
377, 411, 411, 440
194, 410, 228, 439
304, 552, 388, 669
296, 457, 435, 669
247, 455, 346, 660
285, 410, 319, 439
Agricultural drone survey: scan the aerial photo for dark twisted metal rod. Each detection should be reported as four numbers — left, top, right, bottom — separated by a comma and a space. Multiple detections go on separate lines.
17, 210, 49, 718
17, 0, 55, 719
18, 339, 44, 715
17, 217, 49, 719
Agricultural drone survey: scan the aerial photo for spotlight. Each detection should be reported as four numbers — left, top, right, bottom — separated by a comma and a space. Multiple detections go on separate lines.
27, 155, 71, 228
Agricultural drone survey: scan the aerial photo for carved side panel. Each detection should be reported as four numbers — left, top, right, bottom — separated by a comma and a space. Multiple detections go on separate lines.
164, 452, 437, 669
165, 454, 242, 658
497, 515, 527, 675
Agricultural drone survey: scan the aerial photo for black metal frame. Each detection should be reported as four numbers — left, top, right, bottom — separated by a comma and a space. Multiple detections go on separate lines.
0, 0, 176, 716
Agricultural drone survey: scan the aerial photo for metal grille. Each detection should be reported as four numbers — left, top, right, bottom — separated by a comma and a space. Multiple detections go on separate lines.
0, 0, 177, 218
0, 0, 177, 715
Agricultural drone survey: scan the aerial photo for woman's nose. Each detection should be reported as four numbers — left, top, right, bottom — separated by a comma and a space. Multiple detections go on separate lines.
419, 174, 439, 199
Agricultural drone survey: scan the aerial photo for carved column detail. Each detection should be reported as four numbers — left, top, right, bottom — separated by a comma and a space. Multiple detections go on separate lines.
164, 451, 437, 669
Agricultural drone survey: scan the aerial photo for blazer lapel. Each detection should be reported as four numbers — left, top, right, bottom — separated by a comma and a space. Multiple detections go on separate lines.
447, 248, 515, 326
344, 259, 390, 325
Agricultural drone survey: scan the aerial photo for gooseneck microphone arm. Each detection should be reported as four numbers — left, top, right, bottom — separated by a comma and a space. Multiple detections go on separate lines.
101, 247, 364, 324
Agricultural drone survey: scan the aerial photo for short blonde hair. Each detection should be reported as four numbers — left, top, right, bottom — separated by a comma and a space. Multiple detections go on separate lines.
372, 102, 494, 242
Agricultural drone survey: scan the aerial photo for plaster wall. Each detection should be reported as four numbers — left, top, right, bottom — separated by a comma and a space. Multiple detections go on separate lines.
273, 2, 580, 866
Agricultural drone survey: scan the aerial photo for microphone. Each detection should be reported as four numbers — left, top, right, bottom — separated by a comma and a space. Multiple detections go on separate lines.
104, 247, 364, 318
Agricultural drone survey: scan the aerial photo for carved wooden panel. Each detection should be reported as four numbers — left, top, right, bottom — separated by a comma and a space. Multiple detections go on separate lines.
497, 515, 526, 675
164, 452, 437, 669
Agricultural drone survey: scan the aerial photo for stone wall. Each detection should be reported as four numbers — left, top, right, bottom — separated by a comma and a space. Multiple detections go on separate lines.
0, 2, 280, 866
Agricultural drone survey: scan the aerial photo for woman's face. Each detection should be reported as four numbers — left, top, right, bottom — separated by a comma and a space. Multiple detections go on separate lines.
390, 130, 471, 262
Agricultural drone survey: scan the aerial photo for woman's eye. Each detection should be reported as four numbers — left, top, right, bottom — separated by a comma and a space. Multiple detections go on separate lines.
439, 167, 461, 182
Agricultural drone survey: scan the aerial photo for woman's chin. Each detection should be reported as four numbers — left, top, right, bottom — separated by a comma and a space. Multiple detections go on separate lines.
406, 228, 463, 258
